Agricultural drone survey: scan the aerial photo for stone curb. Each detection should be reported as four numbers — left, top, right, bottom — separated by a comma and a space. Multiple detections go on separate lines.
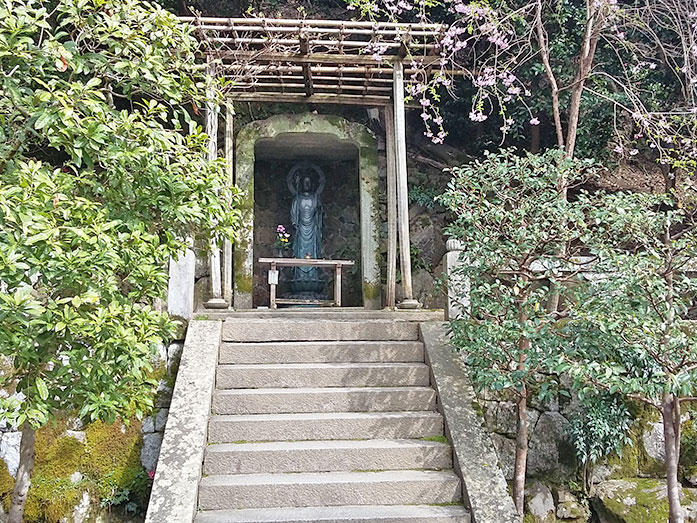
145, 320, 222, 523
420, 322, 520, 523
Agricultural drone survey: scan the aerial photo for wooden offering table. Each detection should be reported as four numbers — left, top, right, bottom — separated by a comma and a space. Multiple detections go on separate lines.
259, 258, 355, 309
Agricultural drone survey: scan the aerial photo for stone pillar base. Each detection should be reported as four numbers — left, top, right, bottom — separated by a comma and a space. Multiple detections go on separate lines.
396, 299, 421, 310
204, 298, 229, 309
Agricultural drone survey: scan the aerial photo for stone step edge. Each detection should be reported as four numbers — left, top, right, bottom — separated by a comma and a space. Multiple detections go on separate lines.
199, 469, 462, 486
213, 386, 436, 396
206, 438, 451, 452
195, 504, 470, 523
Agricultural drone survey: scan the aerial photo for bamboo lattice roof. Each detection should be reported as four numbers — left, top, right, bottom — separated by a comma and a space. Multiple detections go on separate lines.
179, 17, 446, 106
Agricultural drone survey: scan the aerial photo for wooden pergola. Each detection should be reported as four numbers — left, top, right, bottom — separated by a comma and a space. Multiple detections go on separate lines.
173, 16, 447, 312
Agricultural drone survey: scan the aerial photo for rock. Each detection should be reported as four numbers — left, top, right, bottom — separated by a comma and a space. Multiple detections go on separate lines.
592, 463, 614, 485
409, 215, 447, 269
70, 471, 84, 484
72, 490, 91, 523
167, 342, 184, 374
64, 430, 86, 443
155, 381, 173, 408
155, 409, 169, 432
553, 488, 589, 522
592, 478, 697, 523
140, 432, 164, 472
142, 416, 155, 434
554, 487, 577, 504
411, 269, 438, 309
642, 421, 665, 463
490, 433, 516, 481
155, 343, 167, 363
66, 417, 84, 431
524, 480, 555, 522
687, 472, 697, 488
528, 411, 572, 477
0, 431, 22, 477
488, 401, 540, 437
195, 255, 209, 280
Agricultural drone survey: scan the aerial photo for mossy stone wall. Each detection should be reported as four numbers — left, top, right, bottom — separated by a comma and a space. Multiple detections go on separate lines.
234, 113, 381, 309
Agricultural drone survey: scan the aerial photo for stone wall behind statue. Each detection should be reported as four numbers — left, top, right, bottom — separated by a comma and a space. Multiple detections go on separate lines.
253, 157, 363, 307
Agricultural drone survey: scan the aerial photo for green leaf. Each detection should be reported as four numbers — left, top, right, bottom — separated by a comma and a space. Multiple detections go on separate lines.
36, 378, 48, 400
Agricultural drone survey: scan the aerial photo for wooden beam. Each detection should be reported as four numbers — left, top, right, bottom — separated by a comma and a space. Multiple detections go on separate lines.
299, 33, 314, 97
229, 92, 391, 106
392, 59, 418, 308
384, 105, 398, 310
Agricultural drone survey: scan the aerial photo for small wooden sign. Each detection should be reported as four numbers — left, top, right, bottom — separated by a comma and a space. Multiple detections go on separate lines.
268, 269, 279, 285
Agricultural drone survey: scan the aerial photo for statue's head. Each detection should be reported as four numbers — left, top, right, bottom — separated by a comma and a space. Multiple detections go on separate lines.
301, 175, 314, 193
288, 161, 325, 197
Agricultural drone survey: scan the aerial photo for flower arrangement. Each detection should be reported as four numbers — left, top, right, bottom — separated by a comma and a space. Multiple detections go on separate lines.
274, 224, 291, 251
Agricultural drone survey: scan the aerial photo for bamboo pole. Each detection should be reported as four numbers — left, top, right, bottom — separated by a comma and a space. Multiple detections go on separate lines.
392, 60, 419, 308
228, 92, 391, 105
179, 16, 443, 31
209, 37, 438, 49
191, 24, 439, 37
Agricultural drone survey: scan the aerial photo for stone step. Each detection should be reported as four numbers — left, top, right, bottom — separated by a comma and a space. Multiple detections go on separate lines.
216, 363, 430, 389
207, 411, 443, 443
222, 320, 420, 342
203, 439, 452, 475
198, 470, 462, 510
212, 387, 436, 415
195, 504, 470, 523
219, 341, 424, 364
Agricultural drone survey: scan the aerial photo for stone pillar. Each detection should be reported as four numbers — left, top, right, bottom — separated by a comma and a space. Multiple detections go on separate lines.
445, 239, 470, 320
167, 247, 195, 321
204, 60, 227, 309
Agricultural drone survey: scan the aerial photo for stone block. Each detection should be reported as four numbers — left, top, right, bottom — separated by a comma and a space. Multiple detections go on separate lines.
524, 480, 555, 522
0, 431, 22, 476
141, 432, 164, 472
155, 409, 169, 432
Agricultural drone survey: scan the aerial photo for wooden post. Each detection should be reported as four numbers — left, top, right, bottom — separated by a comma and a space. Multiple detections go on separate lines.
392, 60, 419, 308
269, 261, 277, 309
334, 265, 342, 307
204, 58, 227, 309
384, 105, 398, 309
222, 104, 234, 306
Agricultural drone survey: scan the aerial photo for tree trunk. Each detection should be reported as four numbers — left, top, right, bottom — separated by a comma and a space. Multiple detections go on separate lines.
8, 426, 36, 523
564, 11, 602, 158
662, 394, 684, 523
530, 122, 540, 153
513, 384, 529, 514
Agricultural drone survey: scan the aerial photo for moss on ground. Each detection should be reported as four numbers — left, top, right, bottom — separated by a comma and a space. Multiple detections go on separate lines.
0, 460, 14, 512
84, 420, 148, 506
10, 416, 150, 522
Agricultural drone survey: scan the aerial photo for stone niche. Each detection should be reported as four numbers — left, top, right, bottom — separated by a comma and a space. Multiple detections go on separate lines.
253, 135, 362, 306
235, 113, 381, 309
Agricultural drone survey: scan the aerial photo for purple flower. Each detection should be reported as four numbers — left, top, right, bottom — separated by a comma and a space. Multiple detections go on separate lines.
529, 117, 540, 126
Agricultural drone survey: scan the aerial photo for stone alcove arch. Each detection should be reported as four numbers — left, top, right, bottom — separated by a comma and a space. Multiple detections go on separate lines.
234, 113, 381, 309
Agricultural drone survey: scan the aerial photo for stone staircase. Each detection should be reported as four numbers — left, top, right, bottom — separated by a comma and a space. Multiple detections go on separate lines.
194, 318, 470, 523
